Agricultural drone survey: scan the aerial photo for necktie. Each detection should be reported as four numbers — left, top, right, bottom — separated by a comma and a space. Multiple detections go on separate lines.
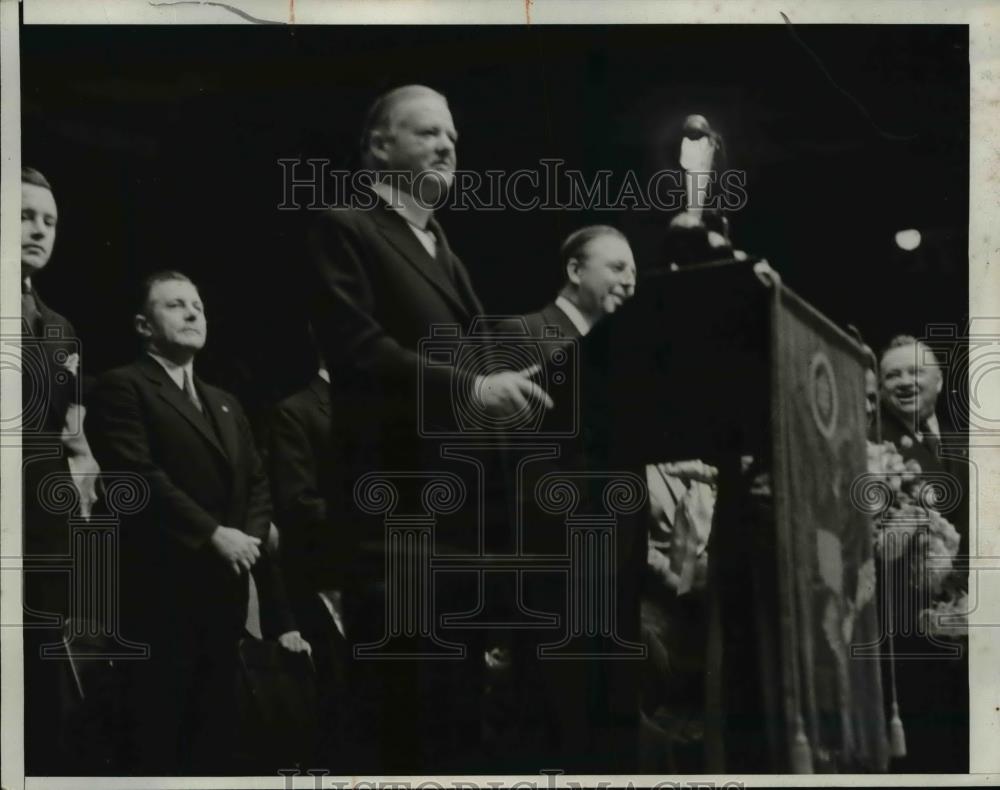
920, 419, 940, 457
183, 369, 203, 413
427, 216, 456, 276
21, 282, 41, 337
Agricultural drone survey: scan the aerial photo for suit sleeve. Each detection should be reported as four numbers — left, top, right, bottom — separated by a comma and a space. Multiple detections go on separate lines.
86, 371, 219, 549
306, 210, 471, 402
235, 405, 297, 637
252, 547, 297, 638
235, 404, 272, 541
268, 402, 326, 532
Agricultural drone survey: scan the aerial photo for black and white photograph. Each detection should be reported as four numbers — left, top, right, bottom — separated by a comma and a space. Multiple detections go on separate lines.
2, 0, 998, 785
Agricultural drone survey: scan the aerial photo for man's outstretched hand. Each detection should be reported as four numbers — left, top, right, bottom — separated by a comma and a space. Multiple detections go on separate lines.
475, 364, 554, 419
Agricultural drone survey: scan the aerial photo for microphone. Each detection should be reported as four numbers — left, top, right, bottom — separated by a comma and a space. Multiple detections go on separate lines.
679, 114, 723, 217
682, 114, 716, 141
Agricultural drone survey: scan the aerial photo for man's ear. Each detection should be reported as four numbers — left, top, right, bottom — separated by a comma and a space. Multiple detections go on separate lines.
368, 129, 391, 168
566, 257, 583, 286
134, 313, 151, 340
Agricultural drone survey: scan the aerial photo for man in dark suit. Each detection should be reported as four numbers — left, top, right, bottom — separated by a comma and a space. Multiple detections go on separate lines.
267, 359, 349, 760
20, 166, 102, 774
879, 334, 967, 553
306, 84, 550, 773
86, 271, 309, 774
516, 226, 640, 771
877, 334, 968, 772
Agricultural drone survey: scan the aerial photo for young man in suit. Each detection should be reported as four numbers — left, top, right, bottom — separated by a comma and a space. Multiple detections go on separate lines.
20, 166, 102, 774
86, 271, 309, 774
306, 84, 552, 773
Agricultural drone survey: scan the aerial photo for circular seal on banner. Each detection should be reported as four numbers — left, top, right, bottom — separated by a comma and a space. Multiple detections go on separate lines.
809, 351, 838, 439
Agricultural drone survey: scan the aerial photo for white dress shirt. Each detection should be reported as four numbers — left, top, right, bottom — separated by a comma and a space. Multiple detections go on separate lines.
372, 180, 438, 258
554, 295, 592, 337
147, 351, 196, 392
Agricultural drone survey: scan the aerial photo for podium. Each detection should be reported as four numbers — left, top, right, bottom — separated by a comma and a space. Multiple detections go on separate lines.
580, 261, 889, 773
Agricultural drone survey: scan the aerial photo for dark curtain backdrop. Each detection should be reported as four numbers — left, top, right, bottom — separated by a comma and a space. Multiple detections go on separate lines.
20, 24, 969, 427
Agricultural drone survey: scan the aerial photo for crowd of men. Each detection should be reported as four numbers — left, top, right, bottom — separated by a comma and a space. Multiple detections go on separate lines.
19, 84, 967, 776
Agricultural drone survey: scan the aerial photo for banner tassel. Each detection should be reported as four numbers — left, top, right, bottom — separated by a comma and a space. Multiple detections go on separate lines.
889, 701, 907, 758
791, 714, 814, 773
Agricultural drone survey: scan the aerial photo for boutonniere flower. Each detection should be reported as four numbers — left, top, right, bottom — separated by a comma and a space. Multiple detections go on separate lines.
61, 352, 80, 377
900, 435, 913, 449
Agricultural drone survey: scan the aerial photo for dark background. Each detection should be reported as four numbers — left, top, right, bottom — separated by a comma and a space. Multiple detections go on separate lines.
21, 24, 969, 423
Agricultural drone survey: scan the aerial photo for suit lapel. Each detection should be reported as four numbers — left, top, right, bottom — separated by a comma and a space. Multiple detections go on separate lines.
372, 201, 473, 320
309, 375, 331, 415
431, 215, 485, 317
541, 302, 581, 339
140, 356, 228, 460
198, 381, 240, 464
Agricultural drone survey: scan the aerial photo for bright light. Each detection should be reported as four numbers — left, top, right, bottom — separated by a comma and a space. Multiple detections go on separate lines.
895, 228, 922, 251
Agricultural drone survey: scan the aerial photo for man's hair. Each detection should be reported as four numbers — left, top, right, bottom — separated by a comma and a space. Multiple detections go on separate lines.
881, 334, 942, 370
136, 270, 195, 315
359, 84, 446, 170
22, 166, 53, 192
560, 225, 628, 274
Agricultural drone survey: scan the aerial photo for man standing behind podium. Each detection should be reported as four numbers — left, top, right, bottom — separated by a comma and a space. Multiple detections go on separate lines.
306, 84, 550, 772
880, 334, 966, 556
522, 225, 637, 344
878, 333, 968, 772
87, 272, 307, 774
516, 226, 638, 771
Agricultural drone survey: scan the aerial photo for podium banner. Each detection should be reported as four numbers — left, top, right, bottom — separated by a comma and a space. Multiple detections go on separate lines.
771, 286, 889, 772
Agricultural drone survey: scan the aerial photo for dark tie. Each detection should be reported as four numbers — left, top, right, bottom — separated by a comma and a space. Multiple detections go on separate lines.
427, 217, 456, 278
21, 281, 41, 337
920, 419, 940, 457
183, 369, 203, 413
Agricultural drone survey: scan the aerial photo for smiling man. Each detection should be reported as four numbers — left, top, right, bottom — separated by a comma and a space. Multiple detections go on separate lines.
86, 271, 308, 774
877, 333, 969, 773
512, 226, 638, 772
879, 334, 944, 449
523, 225, 637, 342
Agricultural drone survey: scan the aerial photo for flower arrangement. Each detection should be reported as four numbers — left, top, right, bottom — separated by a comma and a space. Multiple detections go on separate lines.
865, 440, 965, 635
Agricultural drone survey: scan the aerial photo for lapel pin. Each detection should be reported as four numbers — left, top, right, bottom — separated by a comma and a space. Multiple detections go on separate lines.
221, 404, 230, 413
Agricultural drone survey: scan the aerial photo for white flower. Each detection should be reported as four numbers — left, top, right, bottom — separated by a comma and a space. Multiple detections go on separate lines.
61, 352, 80, 377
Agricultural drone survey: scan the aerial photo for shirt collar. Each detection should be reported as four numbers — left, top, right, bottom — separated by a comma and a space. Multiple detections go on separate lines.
372, 180, 434, 230
554, 295, 593, 337
923, 413, 940, 438
317, 368, 330, 384
147, 351, 195, 391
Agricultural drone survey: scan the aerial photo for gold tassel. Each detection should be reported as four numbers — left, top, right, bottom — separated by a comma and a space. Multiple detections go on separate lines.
791, 715, 814, 773
889, 701, 907, 758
